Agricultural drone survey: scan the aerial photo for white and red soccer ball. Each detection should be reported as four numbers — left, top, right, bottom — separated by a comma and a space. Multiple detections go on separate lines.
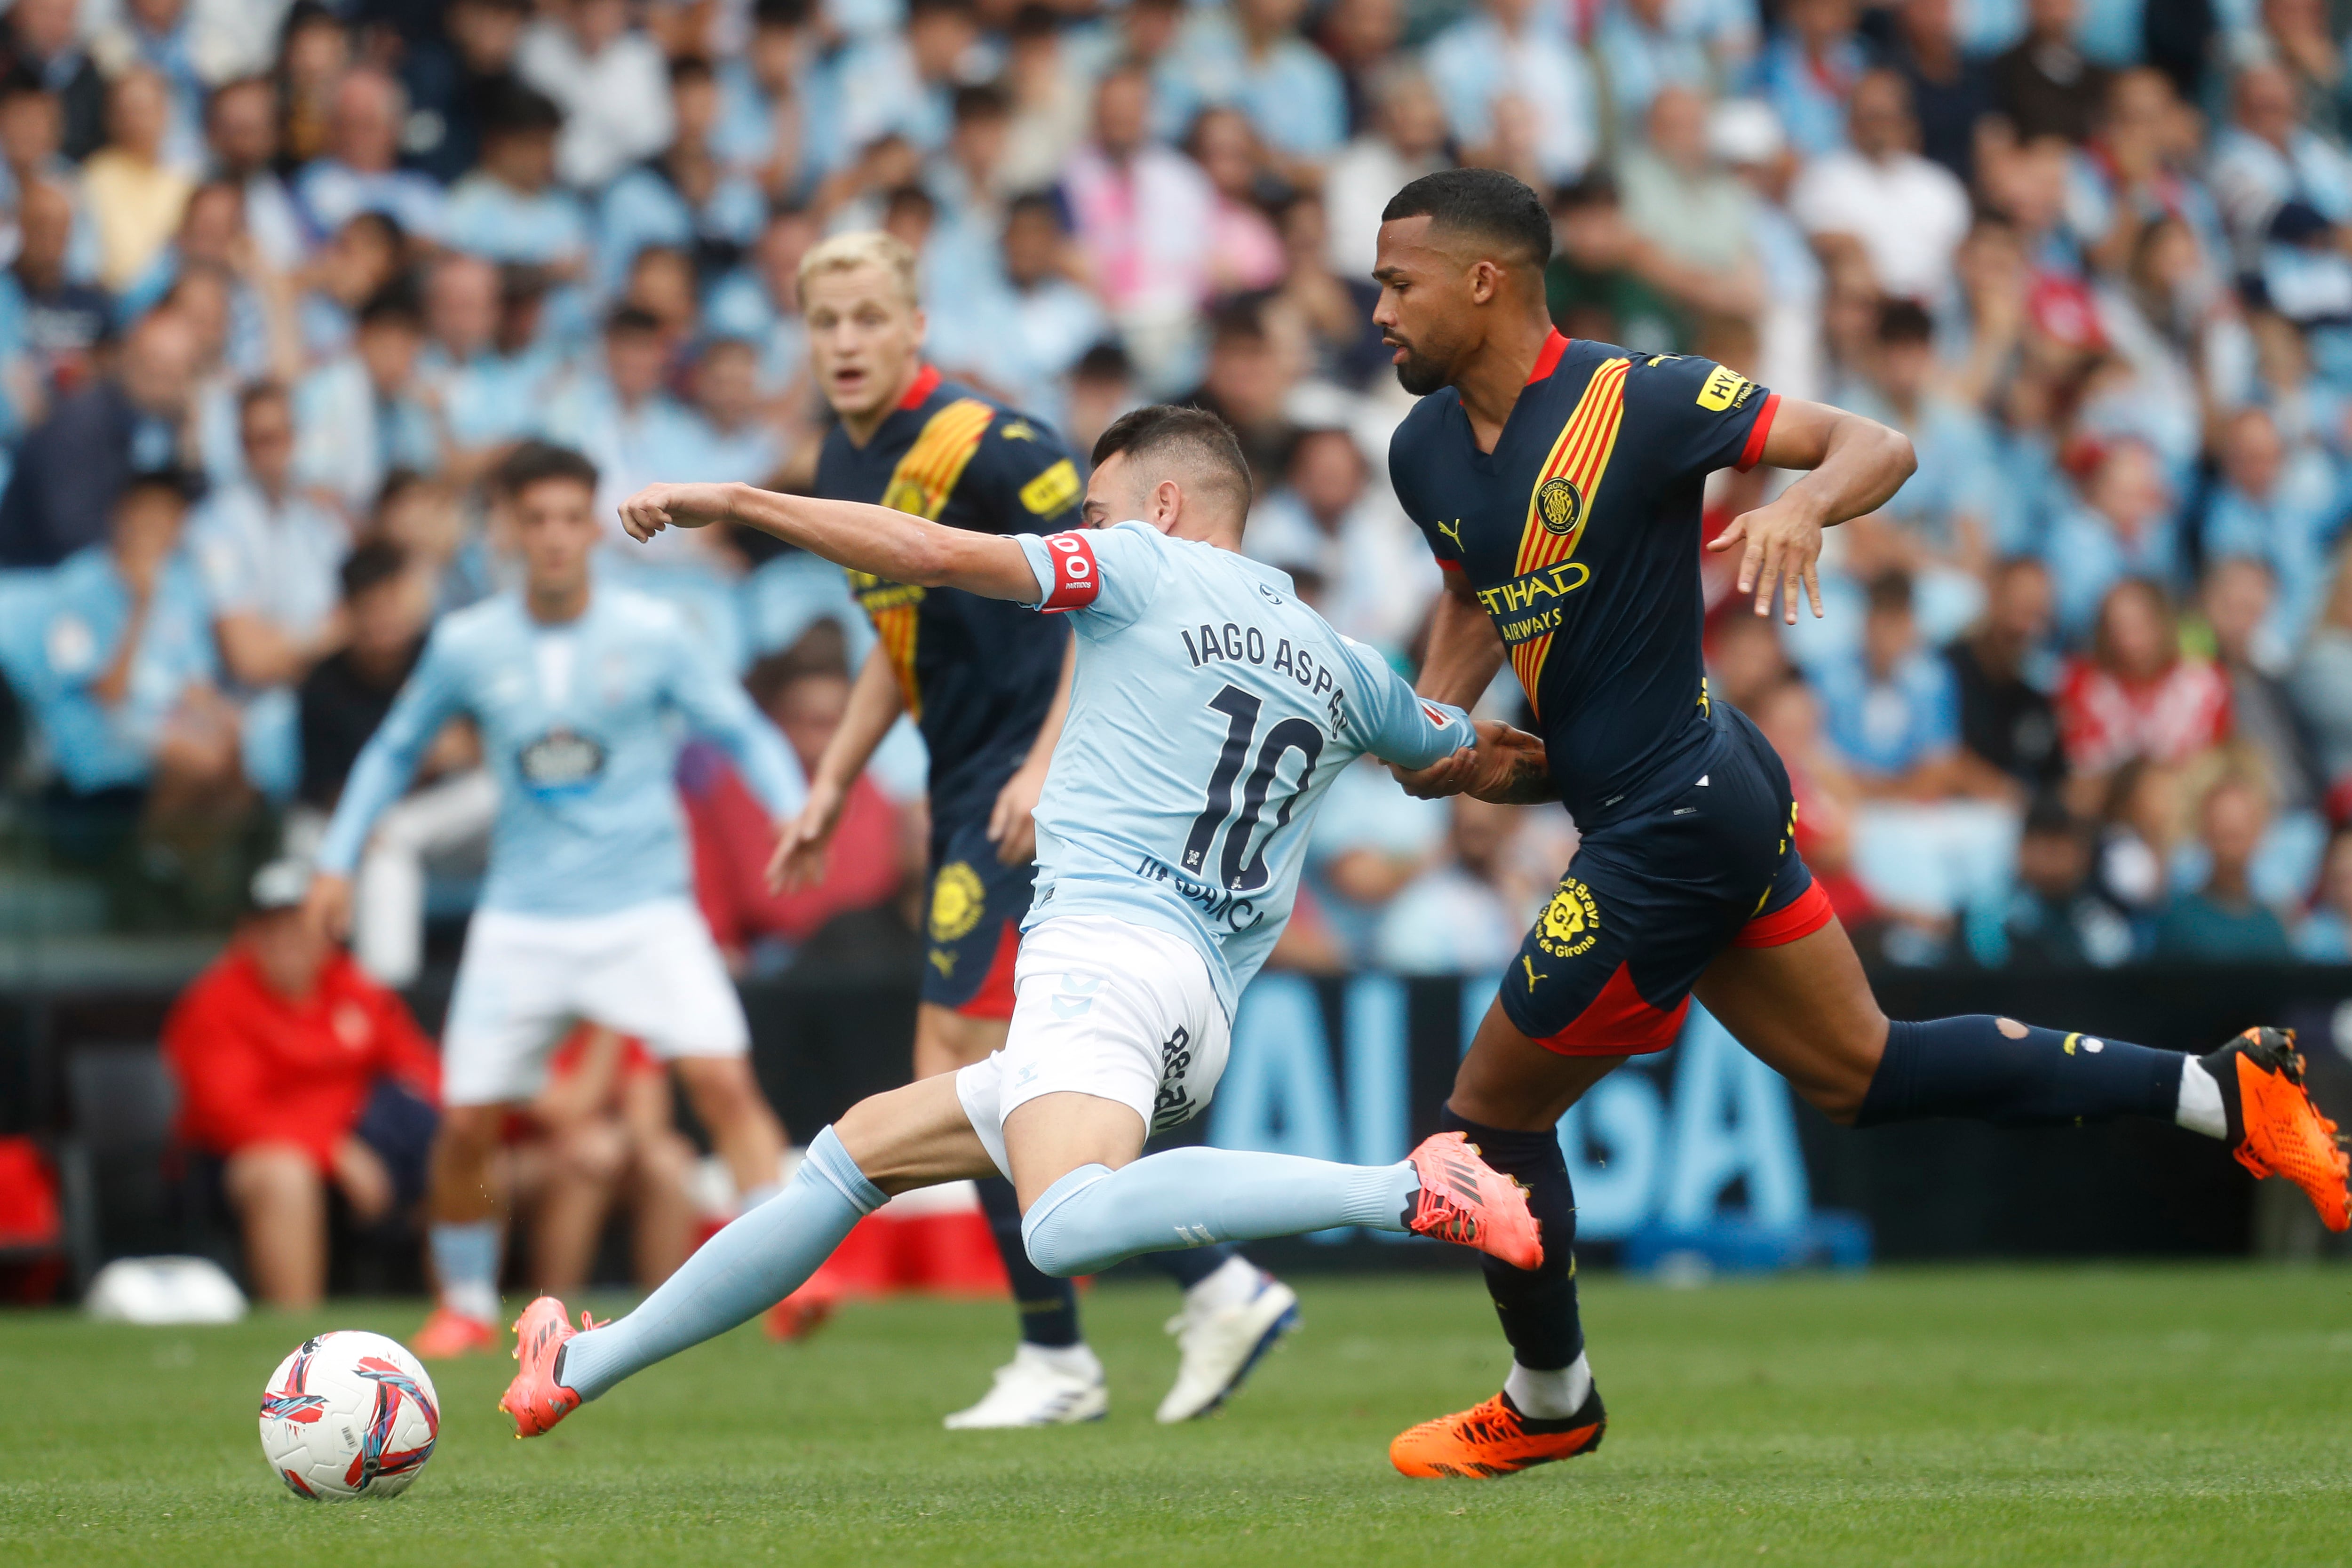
258, 1330, 440, 1501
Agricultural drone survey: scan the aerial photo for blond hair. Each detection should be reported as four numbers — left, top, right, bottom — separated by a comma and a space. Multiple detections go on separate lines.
796, 230, 921, 311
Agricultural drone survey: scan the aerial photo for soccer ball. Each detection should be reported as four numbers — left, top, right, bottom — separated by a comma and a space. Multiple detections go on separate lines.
257, 1330, 441, 1501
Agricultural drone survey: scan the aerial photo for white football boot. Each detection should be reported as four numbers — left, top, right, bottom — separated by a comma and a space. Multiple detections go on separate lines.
941, 1344, 1109, 1428
1155, 1271, 1302, 1423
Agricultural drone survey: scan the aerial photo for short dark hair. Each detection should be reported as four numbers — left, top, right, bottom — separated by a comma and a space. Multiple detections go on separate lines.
1865, 569, 1915, 615
669, 55, 716, 88
745, 621, 850, 708
1876, 298, 1935, 346
494, 440, 598, 498
1005, 189, 1065, 229
480, 81, 563, 138
340, 537, 408, 600
604, 303, 664, 338
953, 83, 1008, 123
2022, 790, 2083, 841
237, 379, 288, 417
357, 278, 422, 331
1092, 404, 1252, 516
1382, 167, 1552, 266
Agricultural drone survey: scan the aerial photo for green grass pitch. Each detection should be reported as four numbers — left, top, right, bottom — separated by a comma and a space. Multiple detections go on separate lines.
3, 1266, 2350, 1566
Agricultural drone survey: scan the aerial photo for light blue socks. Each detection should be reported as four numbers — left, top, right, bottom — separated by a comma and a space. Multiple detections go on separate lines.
557, 1127, 884, 1401
1021, 1146, 1418, 1277
429, 1219, 501, 1324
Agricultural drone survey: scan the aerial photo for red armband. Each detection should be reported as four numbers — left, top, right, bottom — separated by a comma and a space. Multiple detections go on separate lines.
1038, 531, 1101, 612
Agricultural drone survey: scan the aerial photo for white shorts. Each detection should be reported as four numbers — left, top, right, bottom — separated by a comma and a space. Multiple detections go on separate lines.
954, 915, 1232, 1180
440, 897, 749, 1106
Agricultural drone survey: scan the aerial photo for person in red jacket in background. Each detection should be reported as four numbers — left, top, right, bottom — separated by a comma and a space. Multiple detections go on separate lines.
163, 858, 439, 1306
682, 625, 919, 972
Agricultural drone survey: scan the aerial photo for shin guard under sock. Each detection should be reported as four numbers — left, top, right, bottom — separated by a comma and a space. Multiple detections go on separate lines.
1856, 1016, 2184, 1129
1439, 1106, 1583, 1372
976, 1173, 1082, 1348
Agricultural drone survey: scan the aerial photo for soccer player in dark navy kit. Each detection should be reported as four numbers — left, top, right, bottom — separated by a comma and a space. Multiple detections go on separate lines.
1367, 169, 2351, 1478
770, 232, 1299, 1428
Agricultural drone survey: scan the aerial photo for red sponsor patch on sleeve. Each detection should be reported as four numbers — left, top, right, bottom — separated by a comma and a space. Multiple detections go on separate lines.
1039, 530, 1101, 612
1422, 702, 1452, 727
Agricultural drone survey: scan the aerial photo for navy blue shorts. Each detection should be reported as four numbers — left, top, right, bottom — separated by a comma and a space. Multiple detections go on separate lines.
1498, 706, 1833, 1056
922, 812, 1034, 1016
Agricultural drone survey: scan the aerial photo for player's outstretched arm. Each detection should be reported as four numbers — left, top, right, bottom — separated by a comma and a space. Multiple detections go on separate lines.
620, 482, 1043, 602
1706, 399, 1915, 625
1415, 570, 1508, 710
1389, 720, 1553, 804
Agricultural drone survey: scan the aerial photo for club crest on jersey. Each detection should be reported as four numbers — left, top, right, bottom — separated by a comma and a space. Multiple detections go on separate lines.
1536, 877, 1599, 959
929, 861, 986, 943
1535, 476, 1583, 536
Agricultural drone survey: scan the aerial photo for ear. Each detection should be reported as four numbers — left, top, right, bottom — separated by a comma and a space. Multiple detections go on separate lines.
1467, 259, 1504, 306
1150, 477, 1184, 528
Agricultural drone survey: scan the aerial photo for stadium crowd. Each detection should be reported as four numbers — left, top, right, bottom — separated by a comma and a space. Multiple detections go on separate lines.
0, 0, 2351, 992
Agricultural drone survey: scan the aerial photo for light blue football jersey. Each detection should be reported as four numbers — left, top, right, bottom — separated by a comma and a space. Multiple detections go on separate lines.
317, 586, 805, 918
1013, 521, 1475, 1012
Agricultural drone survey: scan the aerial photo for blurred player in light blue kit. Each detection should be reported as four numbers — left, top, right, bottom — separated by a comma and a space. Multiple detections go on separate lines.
304, 442, 803, 1359
502, 406, 1551, 1436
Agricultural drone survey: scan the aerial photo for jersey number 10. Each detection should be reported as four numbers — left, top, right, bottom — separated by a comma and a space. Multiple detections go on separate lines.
1180, 684, 1326, 893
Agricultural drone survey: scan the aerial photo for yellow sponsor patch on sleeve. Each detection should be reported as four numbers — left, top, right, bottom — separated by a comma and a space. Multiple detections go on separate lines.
1697, 364, 1750, 412
1019, 458, 1081, 516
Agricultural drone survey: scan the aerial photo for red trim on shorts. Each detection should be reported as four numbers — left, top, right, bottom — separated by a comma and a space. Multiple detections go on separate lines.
898, 364, 943, 410
955, 920, 1022, 1019
1735, 392, 1781, 471
1531, 963, 1690, 1058
1732, 879, 1834, 948
1527, 329, 1571, 384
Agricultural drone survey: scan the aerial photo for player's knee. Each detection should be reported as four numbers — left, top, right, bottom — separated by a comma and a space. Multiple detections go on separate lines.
1793, 1014, 1891, 1127
226, 1144, 320, 1210
1018, 1165, 1119, 1278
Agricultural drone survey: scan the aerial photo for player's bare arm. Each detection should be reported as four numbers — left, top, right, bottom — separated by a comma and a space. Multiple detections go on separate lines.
1413, 569, 1509, 712
771, 642, 903, 891
1705, 399, 1916, 625
620, 481, 1042, 601
987, 635, 1074, 866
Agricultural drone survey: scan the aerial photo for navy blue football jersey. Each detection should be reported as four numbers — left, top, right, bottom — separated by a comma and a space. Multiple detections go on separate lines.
1387, 332, 1779, 828
815, 366, 1085, 828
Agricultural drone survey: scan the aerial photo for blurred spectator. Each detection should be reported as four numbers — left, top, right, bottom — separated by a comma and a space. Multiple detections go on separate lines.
2209, 62, 2352, 276
1194, 0, 1349, 166
1544, 175, 1681, 354
1185, 105, 1287, 296
1748, 676, 1877, 926
82, 67, 192, 293
3, 177, 111, 401
1424, 0, 1597, 185
443, 83, 587, 277
2202, 406, 2340, 648
1991, 0, 2112, 143
1323, 63, 1449, 280
1708, 606, 1796, 712
1307, 755, 1449, 958
2154, 772, 2296, 959
2044, 440, 2182, 639
2291, 544, 2352, 786
1620, 85, 1764, 322
506, 1025, 697, 1293
2093, 757, 2184, 923
191, 382, 346, 694
1969, 793, 2135, 966
397, 0, 530, 185
1062, 63, 1215, 388
516, 0, 674, 190
1751, 0, 1864, 157
1263, 191, 1389, 387
1061, 340, 1140, 460
2059, 577, 2230, 781
1593, 0, 1713, 144
685, 627, 911, 972
546, 305, 707, 545
1182, 297, 1299, 489
2201, 556, 2322, 812
0, 0, 107, 162
202, 78, 301, 273
2294, 824, 2352, 959
1877, 0, 1994, 184
1242, 426, 1436, 657
1789, 70, 1971, 303
834, 0, 976, 159
20, 471, 234, 827
161, 857, 439, 1307
295, 540, 427, 812
292, 283, 438, 513
294, 68, 445, 242
0, 307, 196, 566
1373, 797, 1546, 973
1947, 556, 2067, 795
1816, 571, 1967, 796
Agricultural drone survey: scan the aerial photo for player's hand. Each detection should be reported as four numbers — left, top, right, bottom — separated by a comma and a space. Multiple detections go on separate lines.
1708, 490, 1828, 625
767, 785, 844, 893
1389, 723, 1546, 802
617, 482, 738, 543
302, 871, 352, 942
987, 760, 1047, 866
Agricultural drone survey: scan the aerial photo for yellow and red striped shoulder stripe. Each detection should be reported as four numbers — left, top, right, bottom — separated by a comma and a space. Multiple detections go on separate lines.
864, 396, 998, 718
1507, 358, 1631, 706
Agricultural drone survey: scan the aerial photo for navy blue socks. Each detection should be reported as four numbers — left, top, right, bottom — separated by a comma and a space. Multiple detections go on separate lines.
1857, 1016, 2185, 1129
975, 1173, 1082, 1348
1441, 1107, 1584, 1374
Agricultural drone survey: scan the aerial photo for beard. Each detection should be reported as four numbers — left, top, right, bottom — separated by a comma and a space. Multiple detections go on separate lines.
1391, 341, 1452, 397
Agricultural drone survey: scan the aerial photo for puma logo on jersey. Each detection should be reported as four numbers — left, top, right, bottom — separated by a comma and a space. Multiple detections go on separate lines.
1522, 955, 1548, 990
1436, 519, 1465, 551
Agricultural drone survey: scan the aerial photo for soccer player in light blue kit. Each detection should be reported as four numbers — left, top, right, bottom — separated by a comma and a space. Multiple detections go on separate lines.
303, 442, 803, 1359
502, 406, 1549, 1435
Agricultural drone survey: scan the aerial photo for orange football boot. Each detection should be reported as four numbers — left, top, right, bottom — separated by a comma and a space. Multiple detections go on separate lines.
1403, 1131, 1543, 1270
501, 1295, 603, 1437
411, 1304, 499, 1359
1391, 1384, 1607, 1479
2209, 1027, 2349, 1231
764, 1282, 837, 1343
